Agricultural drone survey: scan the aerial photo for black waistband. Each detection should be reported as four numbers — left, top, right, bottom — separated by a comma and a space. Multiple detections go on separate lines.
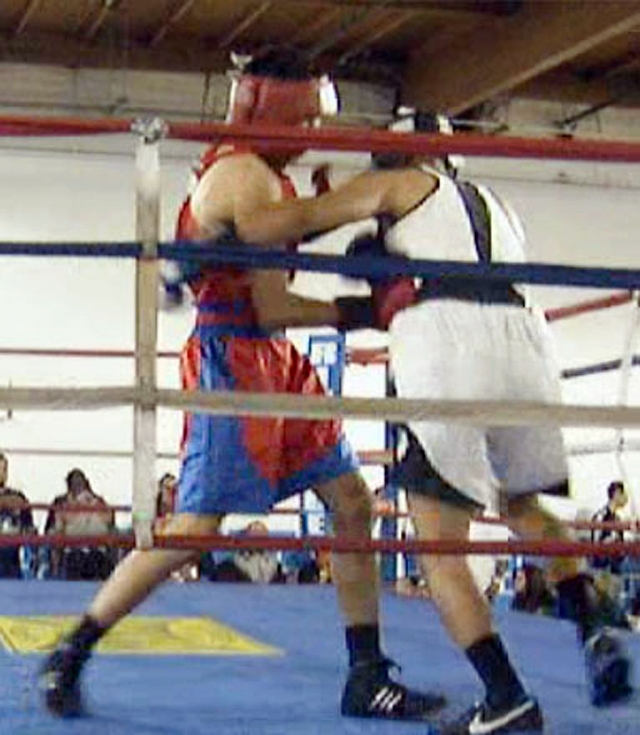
417, 279, 525, 307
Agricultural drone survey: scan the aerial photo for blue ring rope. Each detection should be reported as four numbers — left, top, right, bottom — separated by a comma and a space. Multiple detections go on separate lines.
164, 241, 640, 291
0, 242, 141, 258
562, 355, 640, 380
0, 238, 639, 291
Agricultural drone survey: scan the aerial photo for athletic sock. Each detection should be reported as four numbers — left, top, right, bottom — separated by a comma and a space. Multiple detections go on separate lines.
555, 573, 601, 644
466, 633, 527, 711
346, 624, 382, 667
63, 615, 108, 657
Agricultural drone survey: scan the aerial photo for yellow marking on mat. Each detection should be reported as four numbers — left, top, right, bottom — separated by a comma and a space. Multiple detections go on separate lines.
0, 616, 281, 656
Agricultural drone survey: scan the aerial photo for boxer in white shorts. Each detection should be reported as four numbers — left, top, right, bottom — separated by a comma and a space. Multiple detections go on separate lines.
236, 109, 633, 733
387, 173, 568, 511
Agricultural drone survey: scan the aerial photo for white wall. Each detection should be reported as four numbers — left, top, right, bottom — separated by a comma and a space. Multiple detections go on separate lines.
0, 138, 188, 530
471, 170, 640, 518
0, 137, 639, 535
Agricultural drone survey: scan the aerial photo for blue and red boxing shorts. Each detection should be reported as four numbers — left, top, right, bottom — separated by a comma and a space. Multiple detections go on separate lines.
177, 326, 359, 514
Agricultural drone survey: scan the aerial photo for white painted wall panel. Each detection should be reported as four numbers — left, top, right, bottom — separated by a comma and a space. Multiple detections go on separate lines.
0, 139, 638, 535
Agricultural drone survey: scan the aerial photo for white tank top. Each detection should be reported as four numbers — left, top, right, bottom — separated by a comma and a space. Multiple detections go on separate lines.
385, 166, 527, 268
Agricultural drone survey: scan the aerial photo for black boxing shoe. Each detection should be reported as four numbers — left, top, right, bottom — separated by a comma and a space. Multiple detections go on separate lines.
439, 695, 543, 735
585, 629, 633, 707
38, 642, 87, 718
340, 656, 446, 720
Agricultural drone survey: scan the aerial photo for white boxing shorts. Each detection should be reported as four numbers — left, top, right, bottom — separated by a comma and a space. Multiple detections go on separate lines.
389, 300, 569, 509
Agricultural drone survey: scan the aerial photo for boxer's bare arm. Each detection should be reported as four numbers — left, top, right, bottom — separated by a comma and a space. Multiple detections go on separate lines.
235, 168, 437, 246
192, 153, 340, 330
190, 153, 279, 236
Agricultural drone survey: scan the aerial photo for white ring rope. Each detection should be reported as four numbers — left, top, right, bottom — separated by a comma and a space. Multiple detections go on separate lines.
568, 437, 640, 456
2, 386, 640, 428
2, 442, 634, 459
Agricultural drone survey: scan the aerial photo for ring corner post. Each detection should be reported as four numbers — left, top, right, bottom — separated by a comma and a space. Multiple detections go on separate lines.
132, 117, 166, 549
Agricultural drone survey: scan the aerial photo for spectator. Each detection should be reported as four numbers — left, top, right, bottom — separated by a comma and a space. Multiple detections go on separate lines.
211, 521, 284, 584
154, 473, 199, 582
0, 452, 36, 578
281, 548, 323, 584
45, 469, 115, 581
483, 559, 509, 604
511, 563, 555, 614
591, 481, 629, 596
154, 472, 178, 533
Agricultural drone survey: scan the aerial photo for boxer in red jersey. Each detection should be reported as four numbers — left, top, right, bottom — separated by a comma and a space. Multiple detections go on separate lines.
39, 47, 444, 722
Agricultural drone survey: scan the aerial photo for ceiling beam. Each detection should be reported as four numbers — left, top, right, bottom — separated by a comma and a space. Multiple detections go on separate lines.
13, 0, 43, 37
337, 9, 416, 63
275, 0, 516, 16
0, 30, 230, 74
149, 0, 196, 48
217, 1, 273, 50
83, 4, 112, 42
13, 0, 42, 36
520, 70, 640, 108
308, 5, 379, 58
588, 50, 640, 81
289, 6, 343, 45
402, 0, 640, 115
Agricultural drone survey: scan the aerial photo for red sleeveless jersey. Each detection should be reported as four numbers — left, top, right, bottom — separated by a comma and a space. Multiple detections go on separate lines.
175, 144, 296, 329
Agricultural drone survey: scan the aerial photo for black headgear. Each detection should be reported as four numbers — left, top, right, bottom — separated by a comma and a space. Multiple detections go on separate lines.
373, 110, 458, 176
243, 46, 312, 81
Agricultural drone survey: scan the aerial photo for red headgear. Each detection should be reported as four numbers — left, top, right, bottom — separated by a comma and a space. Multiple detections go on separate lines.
227, 74, 336, 126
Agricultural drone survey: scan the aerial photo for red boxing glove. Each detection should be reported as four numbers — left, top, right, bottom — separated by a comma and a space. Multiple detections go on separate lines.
336, 278, 417, 331
372, 277, 418, 330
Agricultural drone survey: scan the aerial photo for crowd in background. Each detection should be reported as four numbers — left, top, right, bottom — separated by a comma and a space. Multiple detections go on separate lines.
0, 453, 329, 585
0, 454, 117, 580
1, 450, 638, 610
395, 480, 640, 627
507, 480, 640, 624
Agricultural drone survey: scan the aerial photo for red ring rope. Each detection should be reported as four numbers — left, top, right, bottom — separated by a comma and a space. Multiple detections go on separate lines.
1, 114, 640, 163
17, 502, 640, 532
4, 531, 640, 558
545, 291, 634, 323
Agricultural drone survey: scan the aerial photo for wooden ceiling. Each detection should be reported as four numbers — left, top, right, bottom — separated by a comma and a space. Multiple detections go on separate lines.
1, 0, 640, 119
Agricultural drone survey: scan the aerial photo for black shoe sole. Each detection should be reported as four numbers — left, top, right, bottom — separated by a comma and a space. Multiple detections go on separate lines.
341, 692, 447, 721
592, 658, 633, 707
43, 691, 84, 718
39, 671, 84, 718
440, 701, 543, 735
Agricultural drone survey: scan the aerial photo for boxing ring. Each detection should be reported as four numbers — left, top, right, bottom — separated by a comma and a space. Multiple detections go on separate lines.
0, 114, 639, 734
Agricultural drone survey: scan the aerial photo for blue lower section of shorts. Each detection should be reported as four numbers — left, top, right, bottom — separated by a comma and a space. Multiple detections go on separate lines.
177, 433, 358, 515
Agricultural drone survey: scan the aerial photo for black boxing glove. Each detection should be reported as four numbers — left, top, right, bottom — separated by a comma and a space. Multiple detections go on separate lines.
335, 296, 376, 330
335, 279, 418, 331
333, 231, 384, 330
344, 232, 388, 276
340, 231, 417, 329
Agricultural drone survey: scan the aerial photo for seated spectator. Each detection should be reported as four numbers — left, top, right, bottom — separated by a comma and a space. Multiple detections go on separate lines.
630, 590, 640, 618
0, 452, 36, 578
512, 563, 555, 614
556, 571, 631, 632
590, 480, 629, 601
395, 575, 430, 599
509, 563, 632, 632
154, 472, 199, 582
281, 548, 322, 584
155, 472, 178, 532
483, 558, 509, 603
210, 521, 284, 584
45, 468, 116, 581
